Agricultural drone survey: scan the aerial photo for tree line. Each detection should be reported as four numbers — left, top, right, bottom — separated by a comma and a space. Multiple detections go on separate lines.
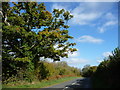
3, 60, 81, 84
81, 48, 120, 88
92, 48, 120, 88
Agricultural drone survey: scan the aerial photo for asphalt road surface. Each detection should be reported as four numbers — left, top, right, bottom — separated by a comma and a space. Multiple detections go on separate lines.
44, 77, 91, 90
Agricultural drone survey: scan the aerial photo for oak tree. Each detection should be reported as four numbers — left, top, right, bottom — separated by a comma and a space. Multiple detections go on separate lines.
2, 2, 77, 80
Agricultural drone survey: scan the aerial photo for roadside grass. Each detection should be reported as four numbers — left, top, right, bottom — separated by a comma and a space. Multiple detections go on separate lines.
3, 76, 80, 88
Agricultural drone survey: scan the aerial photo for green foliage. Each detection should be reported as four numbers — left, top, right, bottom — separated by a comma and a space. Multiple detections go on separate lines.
14, 57, 30, 62
54, 61, 81, 76
2, 2, 76, 64
4, 77, 79, 88
35, 61, 81, 80
92, 47, 120, 88
2, 59, 35, 84
38, 61, 55, 80
22, 62, 35, 82
82, 65, 97, 77
2, 1, 77, 84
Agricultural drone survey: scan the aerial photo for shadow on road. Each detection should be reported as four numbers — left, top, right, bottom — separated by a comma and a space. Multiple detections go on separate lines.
64, 78, 91, 90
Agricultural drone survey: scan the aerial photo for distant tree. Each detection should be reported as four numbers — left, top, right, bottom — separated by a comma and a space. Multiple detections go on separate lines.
82, 65, 97, 77
82, 64, 90, 77
37, 61, 55, 80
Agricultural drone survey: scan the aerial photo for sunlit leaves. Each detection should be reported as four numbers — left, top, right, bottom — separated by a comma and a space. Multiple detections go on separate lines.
14, 57, 30, 62
2, 2, 77, 82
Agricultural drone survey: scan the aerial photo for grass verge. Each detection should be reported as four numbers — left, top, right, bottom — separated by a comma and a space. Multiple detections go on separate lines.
3, 76, 80, 88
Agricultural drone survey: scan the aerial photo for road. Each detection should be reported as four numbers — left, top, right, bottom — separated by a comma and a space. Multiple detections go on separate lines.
44, 77, 91, 89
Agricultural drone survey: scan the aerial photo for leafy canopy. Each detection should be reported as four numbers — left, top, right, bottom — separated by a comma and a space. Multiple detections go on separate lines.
2, 2, 77, 64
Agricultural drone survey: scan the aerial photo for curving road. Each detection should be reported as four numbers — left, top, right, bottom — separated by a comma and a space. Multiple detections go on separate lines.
44, 77, 91, 89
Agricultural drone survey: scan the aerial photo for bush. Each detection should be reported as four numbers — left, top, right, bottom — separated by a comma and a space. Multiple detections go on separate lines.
37, 61, 55, 80
92, 48, 120, 88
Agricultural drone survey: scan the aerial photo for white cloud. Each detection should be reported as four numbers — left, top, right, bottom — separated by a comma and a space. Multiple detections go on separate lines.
69, 2, 115, 25
102, 52, 112, 57
51, 2, 116, 28
53, 44, 88, 67
61, 57, 88, 66
70, 3, 101, 25
67, 58, 88, 64
51, 3, 69, 11
96, 51, 113, 63
41, 49, 90, 68
104, 21, 117, 26
105, 13, 116, 20
77, 35, 104, 43
98, 12, 118, 33
97, 60, 103, 63
51, 3, 117, 33
52, 4, 64, 10
98, 27, 105, 33
51, 3, 103, 25
71, 12, 101, 25
60, 50, 89, 67
98, 21, 117, 33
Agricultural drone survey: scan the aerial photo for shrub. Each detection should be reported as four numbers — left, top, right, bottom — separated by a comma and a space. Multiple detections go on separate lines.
92, 48, 120, 88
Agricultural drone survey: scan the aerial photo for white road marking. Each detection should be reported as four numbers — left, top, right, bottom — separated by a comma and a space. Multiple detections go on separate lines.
72, 83, 76, 85
63, 87, 69, 90
65, 87, 69, 88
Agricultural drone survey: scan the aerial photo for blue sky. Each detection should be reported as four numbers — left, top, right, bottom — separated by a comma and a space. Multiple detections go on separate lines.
42, 2, 118, 68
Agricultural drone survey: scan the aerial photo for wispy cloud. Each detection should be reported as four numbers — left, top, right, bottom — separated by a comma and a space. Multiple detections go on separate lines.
76, 35, 104, 44
106, 12, 116, 20
97, 60, 103, 63
53, 44, 88, 66
51, 3, 70, 11
66, 58, 88, 64
60, 50, 89, 67
96, 51, 113, 63
98, 13, 118, 33
71, 12, 101, 25
70, 2, 115, 25
51, 2, 117, 33
51, 2, 116, 26
61, 57, 89, 67
98, 21, 117, 33
70, 3, 101, 25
